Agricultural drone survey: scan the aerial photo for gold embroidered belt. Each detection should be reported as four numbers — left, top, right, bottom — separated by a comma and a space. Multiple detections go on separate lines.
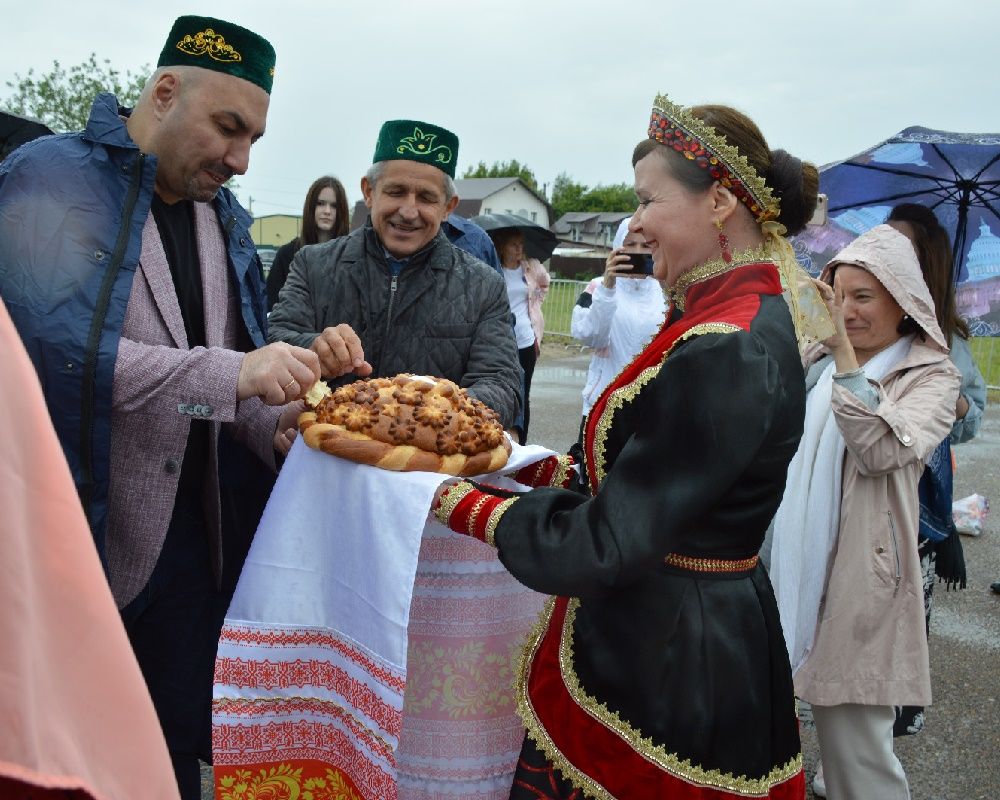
663, 553, 759, 573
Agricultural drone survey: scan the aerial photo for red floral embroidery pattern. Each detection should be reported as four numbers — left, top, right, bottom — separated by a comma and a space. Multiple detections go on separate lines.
215, 657, 401, 733
218, 625, 405, 693
213, 697, 395, 762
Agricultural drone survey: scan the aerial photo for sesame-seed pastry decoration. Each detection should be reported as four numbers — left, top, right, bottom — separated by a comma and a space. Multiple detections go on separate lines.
299, 374, 511, 476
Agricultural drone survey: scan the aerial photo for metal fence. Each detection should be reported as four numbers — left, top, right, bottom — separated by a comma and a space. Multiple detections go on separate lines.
541, 278, 1000, 392
541, 278, 590, 343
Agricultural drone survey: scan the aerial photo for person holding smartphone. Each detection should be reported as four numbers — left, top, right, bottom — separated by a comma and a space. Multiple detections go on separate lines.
571, 217, 666, 432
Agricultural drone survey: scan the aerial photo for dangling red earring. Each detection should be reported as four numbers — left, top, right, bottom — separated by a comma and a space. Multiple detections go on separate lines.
715, 219, 732, 263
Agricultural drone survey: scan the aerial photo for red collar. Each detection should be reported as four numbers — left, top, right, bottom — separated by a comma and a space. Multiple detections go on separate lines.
583, 262, 782, 494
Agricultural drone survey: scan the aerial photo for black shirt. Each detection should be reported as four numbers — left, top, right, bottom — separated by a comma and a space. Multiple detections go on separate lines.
151, 195, 206, 348
150, 194, 210, 514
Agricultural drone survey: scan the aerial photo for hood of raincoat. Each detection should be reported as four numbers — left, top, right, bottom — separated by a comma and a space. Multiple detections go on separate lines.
821, 223, 947, 352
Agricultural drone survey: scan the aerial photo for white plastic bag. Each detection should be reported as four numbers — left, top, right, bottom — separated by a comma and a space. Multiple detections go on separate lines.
953, 493, 989, 537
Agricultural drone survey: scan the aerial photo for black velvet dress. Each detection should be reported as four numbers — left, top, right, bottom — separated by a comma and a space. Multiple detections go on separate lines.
487, 259, 808, 799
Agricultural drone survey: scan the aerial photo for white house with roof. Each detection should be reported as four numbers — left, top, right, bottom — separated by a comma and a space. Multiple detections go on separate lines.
451, 178, 552, 225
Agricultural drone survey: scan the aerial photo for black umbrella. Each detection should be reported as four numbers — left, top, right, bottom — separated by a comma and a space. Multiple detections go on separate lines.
470, 212, 558, 261
0, 110, 53, 162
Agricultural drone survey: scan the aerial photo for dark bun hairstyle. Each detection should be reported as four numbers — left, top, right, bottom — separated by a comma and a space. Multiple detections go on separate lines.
632, 104, 818, 236
765, 149, 819, 236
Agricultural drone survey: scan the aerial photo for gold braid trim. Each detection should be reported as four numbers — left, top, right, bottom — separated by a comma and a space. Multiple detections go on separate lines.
592, 323, 741, 488
550, 455, 574, 488
584, 316, 668, 492
433, 481, 474, 526
561, 599, 802, 796
515, 599, 615, 800
664, 553, 759, 573
483, 497, 517, 548
466, 495, 490, 538
668, 246, 769, 311
592, 364, 662, 490
514, 599, 803, 798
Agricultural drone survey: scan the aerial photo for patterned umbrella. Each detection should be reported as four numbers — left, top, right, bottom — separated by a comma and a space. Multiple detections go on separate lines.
791, 127, 1000, 334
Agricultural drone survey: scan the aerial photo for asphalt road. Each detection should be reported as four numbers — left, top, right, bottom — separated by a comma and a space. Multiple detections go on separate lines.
202, 342, 999, 799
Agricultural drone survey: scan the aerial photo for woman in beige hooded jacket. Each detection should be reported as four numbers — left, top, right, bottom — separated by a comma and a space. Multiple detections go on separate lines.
770, 224, 960, 800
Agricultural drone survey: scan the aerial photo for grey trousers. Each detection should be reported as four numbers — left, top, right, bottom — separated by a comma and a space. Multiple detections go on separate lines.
812, 703, 910, 800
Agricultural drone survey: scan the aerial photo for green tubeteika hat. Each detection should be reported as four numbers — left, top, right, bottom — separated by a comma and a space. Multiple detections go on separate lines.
157, 15, 276, 94
373, 120, 459, 178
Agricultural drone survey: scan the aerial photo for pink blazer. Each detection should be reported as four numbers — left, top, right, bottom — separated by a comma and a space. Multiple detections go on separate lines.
106, 203, 280, 607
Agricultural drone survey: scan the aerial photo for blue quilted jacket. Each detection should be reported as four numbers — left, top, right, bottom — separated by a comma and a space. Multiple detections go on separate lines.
0, 93, 268, 561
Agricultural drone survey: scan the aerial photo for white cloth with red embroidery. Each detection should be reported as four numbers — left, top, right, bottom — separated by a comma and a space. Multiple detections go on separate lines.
213, 436, 552, 800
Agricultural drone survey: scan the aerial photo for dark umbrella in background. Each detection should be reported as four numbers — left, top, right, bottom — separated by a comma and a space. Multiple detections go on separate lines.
791, 126, 1000, 335
0, 110, 53, 163
470, 212, 559, 261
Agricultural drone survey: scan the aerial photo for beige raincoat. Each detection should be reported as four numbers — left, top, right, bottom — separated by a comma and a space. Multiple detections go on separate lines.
794, 225, 960, 708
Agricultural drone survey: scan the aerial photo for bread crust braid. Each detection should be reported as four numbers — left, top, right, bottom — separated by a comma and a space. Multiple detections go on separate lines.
299, 374, 511, 476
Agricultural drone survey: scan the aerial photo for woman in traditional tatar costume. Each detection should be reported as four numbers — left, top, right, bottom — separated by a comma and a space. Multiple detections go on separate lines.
432, 94, 825, 799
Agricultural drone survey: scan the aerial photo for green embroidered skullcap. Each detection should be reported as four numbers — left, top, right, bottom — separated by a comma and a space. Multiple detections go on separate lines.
157, 15, 276, 94
373, 120, 459, 178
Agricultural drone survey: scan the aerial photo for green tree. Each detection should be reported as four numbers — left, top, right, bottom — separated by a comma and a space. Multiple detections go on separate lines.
551, 172, 636, 219
462, 159, 539, 192
578, 183, 638, 213
551, 172, 587, 219
3, 53, 150, 132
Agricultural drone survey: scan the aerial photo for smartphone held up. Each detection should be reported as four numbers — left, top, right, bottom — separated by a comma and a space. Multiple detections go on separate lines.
620, 251, 655, 275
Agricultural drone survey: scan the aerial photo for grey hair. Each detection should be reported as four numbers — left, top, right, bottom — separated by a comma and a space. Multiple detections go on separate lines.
365, 161, 456, 202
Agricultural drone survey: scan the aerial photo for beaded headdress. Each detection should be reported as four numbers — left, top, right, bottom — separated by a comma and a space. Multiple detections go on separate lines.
647, 94, 779, 223
646, 93, 834, 346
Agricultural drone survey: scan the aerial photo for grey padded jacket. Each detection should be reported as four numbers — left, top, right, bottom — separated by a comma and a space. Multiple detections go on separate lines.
268, 221, 522, 427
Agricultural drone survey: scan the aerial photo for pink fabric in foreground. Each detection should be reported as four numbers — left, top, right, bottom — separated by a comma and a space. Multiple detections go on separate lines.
0, 299, 179, 800
397, 530, 545, 800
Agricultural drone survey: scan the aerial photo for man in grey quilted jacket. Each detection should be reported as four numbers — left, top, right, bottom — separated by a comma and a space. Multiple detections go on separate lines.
268, 119, 521, 426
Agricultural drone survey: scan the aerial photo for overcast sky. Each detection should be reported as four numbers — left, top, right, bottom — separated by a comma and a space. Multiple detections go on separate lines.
4, 0, 997, 216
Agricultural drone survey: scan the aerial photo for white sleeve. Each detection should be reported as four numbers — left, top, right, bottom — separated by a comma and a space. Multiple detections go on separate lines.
571, 283, 617, 348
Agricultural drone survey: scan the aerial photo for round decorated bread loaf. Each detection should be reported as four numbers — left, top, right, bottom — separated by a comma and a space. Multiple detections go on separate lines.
298, 374, 511, 476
